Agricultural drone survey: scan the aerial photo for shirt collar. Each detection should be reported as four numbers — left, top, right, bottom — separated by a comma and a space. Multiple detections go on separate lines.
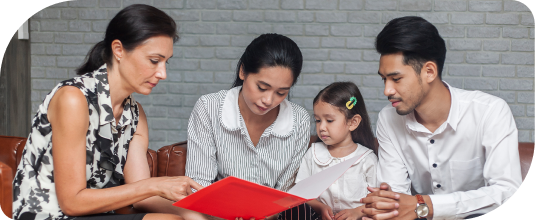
312, 142, 372, 167
405, 81, 460, 134
219, 86, 294, 137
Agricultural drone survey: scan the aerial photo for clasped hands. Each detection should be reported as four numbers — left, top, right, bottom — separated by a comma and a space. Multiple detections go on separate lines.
360, 183, 422, 220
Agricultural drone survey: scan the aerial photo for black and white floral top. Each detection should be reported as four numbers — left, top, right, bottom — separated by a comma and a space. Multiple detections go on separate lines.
13, 64, 140, 220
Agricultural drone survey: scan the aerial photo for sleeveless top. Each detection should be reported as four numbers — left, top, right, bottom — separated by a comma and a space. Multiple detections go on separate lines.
12, 64, 140, 220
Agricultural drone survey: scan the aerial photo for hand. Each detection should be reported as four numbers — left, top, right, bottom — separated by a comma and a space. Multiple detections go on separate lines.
361, 183, 400, 220
318, 203, 335, 220
154, 176, 204, 201
234, 218, 255, 220
334, 206, 364, 220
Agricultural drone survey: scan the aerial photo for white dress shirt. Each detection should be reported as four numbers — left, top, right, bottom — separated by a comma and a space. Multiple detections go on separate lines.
376, 83, 522, 220
296, 142, 377, 214
185, 86, 311, 192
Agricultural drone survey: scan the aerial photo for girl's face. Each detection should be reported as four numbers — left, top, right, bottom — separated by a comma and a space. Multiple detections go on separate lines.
115, 35, 174, 95
313, 101, 359, 146
240, 66, 293, 115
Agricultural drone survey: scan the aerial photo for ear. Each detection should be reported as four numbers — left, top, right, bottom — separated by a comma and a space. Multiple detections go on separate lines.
421, 61, 438, 84
111, 39, 124, 62
239, 64, 246, 81
348, 114, 362, 132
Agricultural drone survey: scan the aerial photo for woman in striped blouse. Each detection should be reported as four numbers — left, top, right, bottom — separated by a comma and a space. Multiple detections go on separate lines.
185, 34, 314, 219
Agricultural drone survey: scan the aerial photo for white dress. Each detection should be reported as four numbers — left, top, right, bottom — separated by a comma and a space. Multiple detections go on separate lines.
295, 142, 378, 214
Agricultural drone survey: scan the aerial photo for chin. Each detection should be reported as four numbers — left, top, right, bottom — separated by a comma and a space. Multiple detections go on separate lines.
137, 88, 153, 96
395, 106, 415, 116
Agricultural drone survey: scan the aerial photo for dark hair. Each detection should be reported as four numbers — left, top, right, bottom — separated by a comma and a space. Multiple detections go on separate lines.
313, 82, 376, 154
232, 33, 303, 87
375, 16, 446, 79
76, 4, 178, 75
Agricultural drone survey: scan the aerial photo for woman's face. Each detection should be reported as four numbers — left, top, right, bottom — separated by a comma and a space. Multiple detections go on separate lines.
117, 35, 174, 95
239, 66, 294, 116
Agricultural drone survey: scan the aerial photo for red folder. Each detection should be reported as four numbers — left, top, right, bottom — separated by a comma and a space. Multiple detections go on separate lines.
173, 152, 367, 220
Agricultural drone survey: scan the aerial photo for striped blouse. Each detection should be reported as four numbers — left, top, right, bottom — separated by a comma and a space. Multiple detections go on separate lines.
185, 86, 311, 192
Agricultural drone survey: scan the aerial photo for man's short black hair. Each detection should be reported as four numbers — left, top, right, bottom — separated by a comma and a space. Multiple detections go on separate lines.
375, 16, 447, 79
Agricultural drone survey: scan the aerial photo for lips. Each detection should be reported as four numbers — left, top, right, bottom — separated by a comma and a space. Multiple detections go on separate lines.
391, 101, 400, 107
256, 104, 268, 112
147, 82, 157, 87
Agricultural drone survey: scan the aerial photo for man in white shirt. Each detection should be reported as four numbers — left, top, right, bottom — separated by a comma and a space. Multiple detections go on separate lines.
361, 16, 522, 220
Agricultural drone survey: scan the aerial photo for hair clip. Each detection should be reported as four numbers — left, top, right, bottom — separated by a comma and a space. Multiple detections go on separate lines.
346, 97, 357, 110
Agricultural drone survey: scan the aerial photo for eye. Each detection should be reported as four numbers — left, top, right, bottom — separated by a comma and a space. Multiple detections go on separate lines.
257, 85, 266, 91
277, 92, 286, 96
393, 78, 401, 82
327, 120, 333, 123
315, 119, 320, 123
150, 59, 158, 64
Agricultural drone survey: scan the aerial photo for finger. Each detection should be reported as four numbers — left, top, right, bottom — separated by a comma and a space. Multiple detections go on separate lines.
360, 196, 397, 205
188, 178, 205, 191
378, 190, 399, 200
379, 183, 391, 191
373, 210, 398, 220
367, 187, 379, 193
175, 194, 187, 201
362, 217, 373, 220
186, 185, 193, 195
323, 213, 333, 220
375, 201, 399, 210
361, 208, 391, 216
329, 209, 334, 218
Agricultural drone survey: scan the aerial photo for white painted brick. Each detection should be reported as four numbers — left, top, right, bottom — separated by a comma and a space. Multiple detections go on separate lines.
305, 24, 330, 36
40, 20, 68, 32
451, 13, 485, 25
297, 11, 314, 22
32, 56, 56, 67
183, 72, 213, 83
503, 27, 529, 38
467, 27, 501, 38
273, 24, 303, 36
500, 79, 533, 90
335, 75, 361, 85
323, 62, 345, 73
510, 105, 526, 117
182, 48, 214, 59
231, 36, 255, 47
367, 100, 391, 112
417, 13, 449, 24
99, 0, 122, 8
186, 0, 216, 8
69, 21, 91, 32
382, 12, 417, 23
365, 0, 397, 11
464, 78, 498, 90
436, 25, 465, 38
321, 38, 345, 48
348, 12, 381, 23
182, 23, 215, 34
282, 0, 304, 9
202, 11, 231, 21
516, 118, 534, 129
469, 1, 502, 12
168, 10, 200, 21
248, 24, 273, 34
518, 130, 531, 142
445, 51, 465, 64
301, 49, 329, 61
32, 8, 61, 19
32, 79, 56, 90
154, 0, 184, 9
249, 0, 279, 9
57, 56, 85, 68
345, 62, 378, 74
363, 75, 385, 87
199, 84, 230, 94
302, 74, 335, 85
168, 83, 198, 94
302, 61, 323, 73
218, 0, 247, 9
168, 106, 195, 118
265, 11, 296, 22
31, 33, 54, 43
123, 0, 150, 7
233, 11, 263, 22
482, 65, 515, 77
62, 45, 92, 56
466, 52, 500, 64
30, 21, 40, 31
107, 9, 121, 19
347, 37, 375, 49
292, 85, 323, 98
46, 68, 69, 79
486, 13, 520, 25
168, 59, 198, 70
527, 105, 534, 117
364, 25, 384, 37
511, 39, 534, 52
505, 1, 531, 12
217, 23, 248, 34
214, 72, 236, 84
482, 39, 510, 51
448, 65, 481, 76
84, 33, 104, 44
316, 12, 348, 23
363, 50, 380, 61
449, 39, 481, 51
443, 77, 464, 88
330, 50, 361, 61
339, 0, 363, 10
61, 8, 78, 19
502, 52, 534, 65
434, 0, 467, 12
518, 92, 534, 103
331, 25, 362, 36
92, 21, 109, 32
152, 118, 183, 129
521, 14, 534, 26
200, 60, 230, 71
79, 9, 108, 20
68, 0, 98, 8
488, 91, 516, 103
200, 36, 230, 46
517, 66, 534, 77
291, 37, 320, 48
216, 48, 243, 59
399, 0, 432, 12
31, 44, 45, 55
306, 0, 338, 10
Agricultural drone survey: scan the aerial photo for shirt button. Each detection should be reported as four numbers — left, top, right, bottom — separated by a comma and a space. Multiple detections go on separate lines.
430, 139, 435, 144
433, 163, 437, 168
437, 184, 442, 188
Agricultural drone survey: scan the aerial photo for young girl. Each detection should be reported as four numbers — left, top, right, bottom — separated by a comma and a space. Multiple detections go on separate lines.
283, 82, 378, 220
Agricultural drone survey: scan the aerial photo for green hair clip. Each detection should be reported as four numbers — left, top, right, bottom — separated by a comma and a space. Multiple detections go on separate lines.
346, 97, 357, 110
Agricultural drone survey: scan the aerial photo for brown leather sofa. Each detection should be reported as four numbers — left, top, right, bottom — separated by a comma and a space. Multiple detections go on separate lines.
0, 135, 533, 218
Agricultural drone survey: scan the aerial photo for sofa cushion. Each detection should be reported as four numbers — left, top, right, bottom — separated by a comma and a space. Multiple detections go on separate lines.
157, 141, 187, 177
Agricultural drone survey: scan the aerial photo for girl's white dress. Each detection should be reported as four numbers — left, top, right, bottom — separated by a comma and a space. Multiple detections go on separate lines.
295, 142, 378, 214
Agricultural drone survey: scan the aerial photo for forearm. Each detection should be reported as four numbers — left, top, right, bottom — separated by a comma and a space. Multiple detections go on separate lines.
306, 199, 326, 213
60, 178, 157, 216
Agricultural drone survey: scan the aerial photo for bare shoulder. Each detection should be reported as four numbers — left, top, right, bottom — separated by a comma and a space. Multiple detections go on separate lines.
48, 86, 88, 123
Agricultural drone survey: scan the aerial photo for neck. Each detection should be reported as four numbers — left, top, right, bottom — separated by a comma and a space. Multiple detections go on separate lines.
328, 136, 358, 158
107, 64, 133, 112
237, 90, 279, 125
414, 80, 451, 132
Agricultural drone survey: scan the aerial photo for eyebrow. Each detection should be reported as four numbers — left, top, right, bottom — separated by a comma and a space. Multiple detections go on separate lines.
377, 71, 401, 77
259, 81, 291, 90
154, 54, 173, 59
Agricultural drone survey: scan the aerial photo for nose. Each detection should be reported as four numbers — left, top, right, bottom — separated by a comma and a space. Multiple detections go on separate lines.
383, 80, 396, 97
318, 121, 326, 132
156, 63, 167, 80
262, 93, 273, 106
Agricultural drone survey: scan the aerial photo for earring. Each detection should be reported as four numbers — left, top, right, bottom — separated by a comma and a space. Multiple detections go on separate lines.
116, 56, 121, 61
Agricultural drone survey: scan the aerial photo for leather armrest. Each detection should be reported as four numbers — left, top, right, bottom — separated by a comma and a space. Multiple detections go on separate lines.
146, 149, 157, 177
157, 141, 187, 177
0, 161, 13, 218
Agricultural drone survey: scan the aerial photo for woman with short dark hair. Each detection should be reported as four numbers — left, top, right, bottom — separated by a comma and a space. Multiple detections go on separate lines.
13, 4, 201, 220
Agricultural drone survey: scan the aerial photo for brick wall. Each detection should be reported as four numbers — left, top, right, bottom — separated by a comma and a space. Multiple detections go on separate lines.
29, 0, 534, 149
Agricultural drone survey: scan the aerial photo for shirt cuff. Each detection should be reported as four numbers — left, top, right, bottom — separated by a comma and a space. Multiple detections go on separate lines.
428, 194, 457, 220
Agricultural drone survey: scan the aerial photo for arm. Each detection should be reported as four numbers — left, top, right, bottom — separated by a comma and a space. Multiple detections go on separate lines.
50, 87, 201, 216
185, 97, 218, 188
275, 114, 311, 192
428, 99, 521, 219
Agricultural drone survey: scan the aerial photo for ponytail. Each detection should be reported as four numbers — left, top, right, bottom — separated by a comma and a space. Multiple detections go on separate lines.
76, 41, 109, 75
